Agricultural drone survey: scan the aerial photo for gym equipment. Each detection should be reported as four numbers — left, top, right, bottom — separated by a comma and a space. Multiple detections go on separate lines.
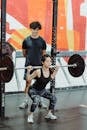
0, 54, 85, 83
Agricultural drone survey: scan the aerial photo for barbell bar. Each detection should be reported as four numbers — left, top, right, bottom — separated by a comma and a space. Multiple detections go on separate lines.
0, 63, 77, 71
15, 63, 77, 70
0, 64, 77, 71
0, 54, 85, 83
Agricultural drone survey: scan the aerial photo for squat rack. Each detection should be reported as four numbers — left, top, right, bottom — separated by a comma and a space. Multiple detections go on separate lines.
0, 0, 58, 119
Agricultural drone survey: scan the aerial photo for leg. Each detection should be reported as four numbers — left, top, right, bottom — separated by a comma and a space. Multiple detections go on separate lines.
42, 90, 57, 120
27, 88, 40, 123
19, 80, 31, 109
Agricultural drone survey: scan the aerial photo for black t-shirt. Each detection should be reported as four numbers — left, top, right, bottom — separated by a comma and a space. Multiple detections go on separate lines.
22, 36, 47, 66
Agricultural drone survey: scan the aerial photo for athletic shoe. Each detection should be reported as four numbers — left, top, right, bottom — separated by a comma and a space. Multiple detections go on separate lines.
19, 102, 28, 109
45, 111, 57, 120
27, 114, 34, 123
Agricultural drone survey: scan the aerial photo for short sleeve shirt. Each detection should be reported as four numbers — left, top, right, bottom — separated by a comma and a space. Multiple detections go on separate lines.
22, 36, 47, 66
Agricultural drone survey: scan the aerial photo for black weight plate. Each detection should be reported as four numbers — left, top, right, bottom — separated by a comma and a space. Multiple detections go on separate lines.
1, 55, 14, 82
68, 54, 85, 77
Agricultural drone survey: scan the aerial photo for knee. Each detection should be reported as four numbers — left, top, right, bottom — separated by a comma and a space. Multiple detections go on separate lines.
30, 96, 40, 112
26, 80, 31, 85
51, 95, 57, 104
34, 96, 40, 104
30, 102, 37, 112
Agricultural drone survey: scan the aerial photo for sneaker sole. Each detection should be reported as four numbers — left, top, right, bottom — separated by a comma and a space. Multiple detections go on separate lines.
45, 117, 57, 120
19, 105, 28, 109
27, 121, 34, 124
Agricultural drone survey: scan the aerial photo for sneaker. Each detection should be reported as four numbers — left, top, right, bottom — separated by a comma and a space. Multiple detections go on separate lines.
45, 112, 57, 120
19, 102, 28, 109
27, 114, 34, 123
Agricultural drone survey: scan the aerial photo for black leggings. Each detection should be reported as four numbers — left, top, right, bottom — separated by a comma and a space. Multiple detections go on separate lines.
28, 88, 57, 112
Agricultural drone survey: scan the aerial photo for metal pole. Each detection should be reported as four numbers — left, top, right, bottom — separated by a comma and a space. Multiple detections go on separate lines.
50, 0, 58, 93
0, 0, 6, 119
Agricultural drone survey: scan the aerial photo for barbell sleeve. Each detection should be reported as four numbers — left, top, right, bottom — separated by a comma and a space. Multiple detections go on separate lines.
58, 63, 77, 68
0, 67, 7, 71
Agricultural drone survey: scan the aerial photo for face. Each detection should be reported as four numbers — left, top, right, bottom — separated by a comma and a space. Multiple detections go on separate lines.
43, 57, 52, 68
31, 28, 39, 37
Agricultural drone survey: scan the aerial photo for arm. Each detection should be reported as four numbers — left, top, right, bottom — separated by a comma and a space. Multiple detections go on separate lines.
42, 49, 46, 56
22, 39, 28, 57
22, 48, 27, 57
42, 39, 47, 56
27, 71, 37, 81
25, 68, 39, 92
51, 66, 59, 79
26, 66, 40, 82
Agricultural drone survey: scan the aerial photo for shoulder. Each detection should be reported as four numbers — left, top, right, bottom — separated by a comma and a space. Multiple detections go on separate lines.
39, 36, 47, 49
23, 36, 31, 42
25, 36, 31, 42
35, 69, 41, 78
39, 36, 46, 42
22, 36, 32, 47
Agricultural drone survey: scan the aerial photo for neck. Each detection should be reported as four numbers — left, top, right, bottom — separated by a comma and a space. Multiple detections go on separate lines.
42, 66, 49, 71
31, 35, 39, 39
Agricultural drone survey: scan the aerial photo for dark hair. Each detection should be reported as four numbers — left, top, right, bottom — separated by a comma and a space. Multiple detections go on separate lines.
29, 21, 42, 30
41, 54, 51, 62
41, 54, 54, 74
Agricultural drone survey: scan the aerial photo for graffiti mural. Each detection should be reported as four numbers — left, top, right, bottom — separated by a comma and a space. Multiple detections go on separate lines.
0, 0, 87, 51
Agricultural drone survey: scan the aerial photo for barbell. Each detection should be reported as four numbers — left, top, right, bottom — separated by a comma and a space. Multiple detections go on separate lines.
0, 54, 85, 83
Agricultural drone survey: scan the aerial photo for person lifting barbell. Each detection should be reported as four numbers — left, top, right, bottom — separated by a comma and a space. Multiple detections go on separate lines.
25, 54, 59, 123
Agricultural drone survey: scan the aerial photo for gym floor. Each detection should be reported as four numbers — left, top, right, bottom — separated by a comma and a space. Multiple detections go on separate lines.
1, 88, 87, 130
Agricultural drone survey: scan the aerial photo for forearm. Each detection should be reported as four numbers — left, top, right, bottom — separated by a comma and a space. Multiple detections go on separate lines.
42, 50, 46, 56
26, 67, 38, 81
51, 66, 59, 79
25, 70, 32, 93
22, 49, 27, 57
24, 80, 31, 93
26, 70, 32, 82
